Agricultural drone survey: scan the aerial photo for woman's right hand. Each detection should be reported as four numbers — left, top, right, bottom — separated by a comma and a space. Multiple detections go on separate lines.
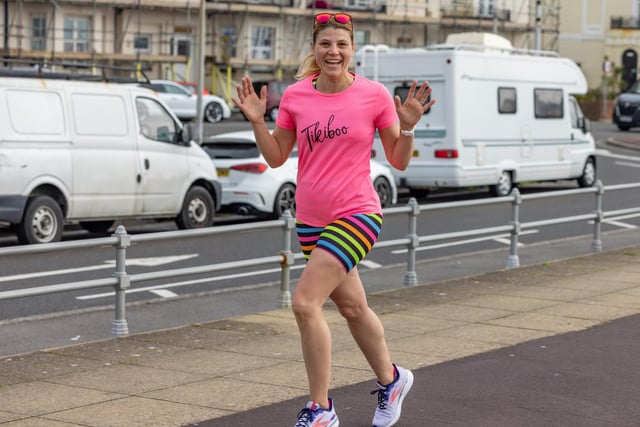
232, 76, 268, 124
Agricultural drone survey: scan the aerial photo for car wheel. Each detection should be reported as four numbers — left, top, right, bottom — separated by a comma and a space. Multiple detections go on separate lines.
16, 195, 64, 244
373, 176, 393, 208
489, 171, 513, 197
269, 107, 279, 122
273, 183, 296, 218
577, 157, 596, 188
80, 220, 114, 234
204, 102, 224, 123
176, 186, 215, 229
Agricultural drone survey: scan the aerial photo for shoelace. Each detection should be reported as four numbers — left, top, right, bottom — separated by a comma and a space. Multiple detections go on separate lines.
295, 408, 313, 427
371, 386, 389, 410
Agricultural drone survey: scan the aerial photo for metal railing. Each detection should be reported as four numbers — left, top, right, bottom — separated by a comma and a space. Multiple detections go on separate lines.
1, 180, 639, 337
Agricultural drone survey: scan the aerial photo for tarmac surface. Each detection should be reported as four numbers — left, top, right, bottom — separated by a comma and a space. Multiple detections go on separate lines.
1, 242, 640, 427
1, 133, 639, 427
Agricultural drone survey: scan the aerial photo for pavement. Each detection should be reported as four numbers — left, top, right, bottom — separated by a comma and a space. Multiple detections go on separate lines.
0, 129, 639, 427
1, 241, 640, 427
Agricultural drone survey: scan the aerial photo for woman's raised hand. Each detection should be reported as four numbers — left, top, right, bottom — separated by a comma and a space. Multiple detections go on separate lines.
394, 80, 436, 131
232, 76, 267, 124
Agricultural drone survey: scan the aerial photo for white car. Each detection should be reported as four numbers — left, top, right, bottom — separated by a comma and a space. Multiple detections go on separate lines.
201, 130, 398, 218
138, 79, 231, 123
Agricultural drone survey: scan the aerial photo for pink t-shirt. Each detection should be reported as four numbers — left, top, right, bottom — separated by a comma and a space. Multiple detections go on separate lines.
277, 73, 398, 226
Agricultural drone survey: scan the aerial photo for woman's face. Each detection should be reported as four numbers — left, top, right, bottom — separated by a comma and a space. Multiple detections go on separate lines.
312, 27, 355, 79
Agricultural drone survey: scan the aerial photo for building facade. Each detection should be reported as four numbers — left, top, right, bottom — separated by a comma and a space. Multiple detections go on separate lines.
2, 0, 561, 104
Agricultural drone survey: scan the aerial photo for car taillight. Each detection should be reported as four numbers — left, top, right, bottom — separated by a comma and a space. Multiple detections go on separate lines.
231, 163, 269, 174
434, 149, 458, 159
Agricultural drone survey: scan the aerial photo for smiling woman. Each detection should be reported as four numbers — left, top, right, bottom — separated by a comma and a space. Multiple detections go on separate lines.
231, 12, 434, 427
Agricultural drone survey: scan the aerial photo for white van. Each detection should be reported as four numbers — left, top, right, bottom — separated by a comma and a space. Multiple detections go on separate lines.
0, 75, 221, 244
354, 32, 597, 197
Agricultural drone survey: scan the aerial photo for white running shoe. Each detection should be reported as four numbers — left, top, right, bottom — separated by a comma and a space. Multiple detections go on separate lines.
371, 364, 414, 427
295, 398, 339, 427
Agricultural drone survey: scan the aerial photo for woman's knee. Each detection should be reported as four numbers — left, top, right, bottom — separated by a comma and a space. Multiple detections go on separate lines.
337, 301, 368, 321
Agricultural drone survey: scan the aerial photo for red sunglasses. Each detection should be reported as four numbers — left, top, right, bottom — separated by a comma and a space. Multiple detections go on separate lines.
314, 13, 352, 27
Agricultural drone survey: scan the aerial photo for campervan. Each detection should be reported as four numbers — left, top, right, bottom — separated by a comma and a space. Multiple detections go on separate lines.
0, 74, 221, 244
355, 32, 597, 197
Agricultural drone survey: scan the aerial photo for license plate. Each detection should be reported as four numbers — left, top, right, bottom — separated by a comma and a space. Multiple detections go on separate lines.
217, 168, 229, 177
619, 116, 632, 122
412, 150, 419, 157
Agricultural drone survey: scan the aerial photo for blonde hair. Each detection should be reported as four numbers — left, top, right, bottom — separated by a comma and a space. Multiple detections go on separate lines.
295, 19, 354, 80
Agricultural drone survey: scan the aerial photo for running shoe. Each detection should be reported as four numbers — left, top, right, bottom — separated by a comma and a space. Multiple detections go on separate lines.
371, 364, 414, 427
295, 398, 339, 427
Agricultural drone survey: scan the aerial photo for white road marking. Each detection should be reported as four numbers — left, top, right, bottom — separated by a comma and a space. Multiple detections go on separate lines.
150, 289, 179, 298
360, 260, 382, 269
0, 254, 199, 283
391, 230, 539, 254
615, 161, 640, 168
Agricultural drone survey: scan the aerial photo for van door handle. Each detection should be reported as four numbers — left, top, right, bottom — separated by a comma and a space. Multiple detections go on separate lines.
137, 174, 141, 183
144, 159, 150, 169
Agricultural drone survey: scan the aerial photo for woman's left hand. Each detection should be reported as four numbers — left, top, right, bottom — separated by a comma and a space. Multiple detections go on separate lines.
394, 80, 436, 131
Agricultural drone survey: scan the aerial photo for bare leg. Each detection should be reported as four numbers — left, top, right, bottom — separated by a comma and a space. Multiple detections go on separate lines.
330, 267, 395, 385
292, 249, 346, 409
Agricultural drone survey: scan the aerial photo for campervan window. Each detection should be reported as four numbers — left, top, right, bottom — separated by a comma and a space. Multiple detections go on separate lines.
394, 85, 431, 114
72, 94, 128, 137
534, 88, 563, 119
6, 89, 65, 135
498, 87, 516, 114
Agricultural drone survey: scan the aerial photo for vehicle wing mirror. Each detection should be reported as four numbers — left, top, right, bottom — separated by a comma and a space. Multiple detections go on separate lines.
179, 122, 192, 145
582, 117, 591, 134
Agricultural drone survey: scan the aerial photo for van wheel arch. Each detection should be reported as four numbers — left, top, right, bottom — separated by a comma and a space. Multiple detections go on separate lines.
176, 185, 215, 229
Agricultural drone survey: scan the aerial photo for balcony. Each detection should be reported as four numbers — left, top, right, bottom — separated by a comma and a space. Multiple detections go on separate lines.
611, 16, 640, 30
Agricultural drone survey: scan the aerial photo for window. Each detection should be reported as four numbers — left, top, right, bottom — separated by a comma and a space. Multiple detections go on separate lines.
63, 17, 90, 53
478, 0, 495, 18
136, 97, 177, 143
394, 85, 431, 114
534, 88, 563, 119
354, 30, 370, 47
251, 26, 274, 60
134, 34, 151, 53
498, 87, 516, 114
221, 26, 237, 59
345, 0, 371, 9
31, 15, 46, 51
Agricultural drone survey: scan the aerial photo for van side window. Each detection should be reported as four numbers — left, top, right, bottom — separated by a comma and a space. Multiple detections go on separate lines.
72, 94, 128, 136
6, 89, 65, 135
534, 88, 563, 119
394, 85, 431, 114
136, 97, 177, 143
498, 87, 516, 114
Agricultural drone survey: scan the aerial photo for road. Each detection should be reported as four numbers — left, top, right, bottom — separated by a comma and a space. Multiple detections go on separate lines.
1, 120, 640, 355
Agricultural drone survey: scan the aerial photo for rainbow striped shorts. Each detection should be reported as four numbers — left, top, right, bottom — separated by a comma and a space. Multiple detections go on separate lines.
296, 213, 383, 272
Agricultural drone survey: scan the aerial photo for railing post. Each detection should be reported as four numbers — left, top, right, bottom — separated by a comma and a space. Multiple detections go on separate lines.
403, 197, 420, 287
112, 225, 131, 337
279, 209, 295, 308
506, 188, 522, 268
592, 180, 604, 252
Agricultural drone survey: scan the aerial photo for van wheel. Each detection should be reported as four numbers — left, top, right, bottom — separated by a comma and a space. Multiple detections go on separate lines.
80, 221, 114, 234
272, 183, 296, 218
16, 195, 64, 244
489, 171, 513, 197
176, 186, 215, 229
204, 102, 223, 123
373, 176, 393, 208
577, 157, 596, 188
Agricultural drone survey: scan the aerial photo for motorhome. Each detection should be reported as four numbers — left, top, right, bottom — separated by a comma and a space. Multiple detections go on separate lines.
355, 32, 597, 198
0, 72, 221, 244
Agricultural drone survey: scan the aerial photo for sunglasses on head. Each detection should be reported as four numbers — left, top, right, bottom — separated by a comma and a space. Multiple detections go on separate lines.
314, 13, 352, 27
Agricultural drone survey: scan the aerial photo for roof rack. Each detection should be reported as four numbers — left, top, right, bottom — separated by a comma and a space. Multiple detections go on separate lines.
0, 58, 151, 83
